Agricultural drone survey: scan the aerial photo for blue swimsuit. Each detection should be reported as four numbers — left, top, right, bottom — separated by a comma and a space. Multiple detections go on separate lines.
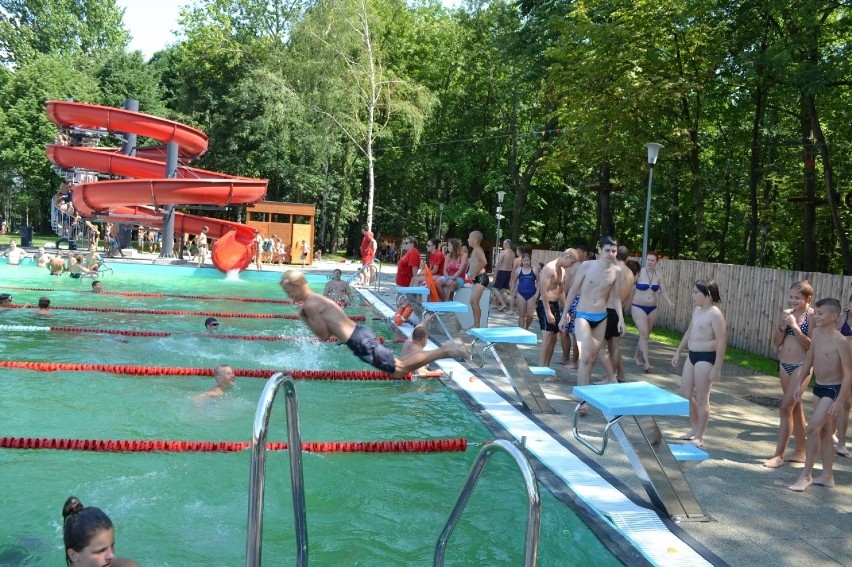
516, 269, 537, 300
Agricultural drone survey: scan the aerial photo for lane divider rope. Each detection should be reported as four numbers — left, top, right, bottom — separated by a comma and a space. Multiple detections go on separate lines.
4, 304, 367, 320
0, 361, 413, 380
0, 325, 405, 343
0, 285, 365, 308
0, 436, 467, 453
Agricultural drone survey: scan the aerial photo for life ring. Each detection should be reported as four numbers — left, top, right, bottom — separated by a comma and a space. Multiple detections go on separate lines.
393, 305, 414, 325
423, 268, 441, 302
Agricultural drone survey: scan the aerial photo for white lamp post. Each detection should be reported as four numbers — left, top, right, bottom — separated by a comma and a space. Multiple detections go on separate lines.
641, 143, 664, 267
437, 202, 444, 240
494, 191, 506, 268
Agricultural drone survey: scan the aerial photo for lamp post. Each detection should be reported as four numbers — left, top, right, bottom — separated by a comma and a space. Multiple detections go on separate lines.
494, 191, 506, 268
437, 202, 444, 240
641, 143, 664, 267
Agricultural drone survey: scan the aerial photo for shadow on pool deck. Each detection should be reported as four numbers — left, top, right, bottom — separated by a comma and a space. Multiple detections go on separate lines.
362, 271, 851, 567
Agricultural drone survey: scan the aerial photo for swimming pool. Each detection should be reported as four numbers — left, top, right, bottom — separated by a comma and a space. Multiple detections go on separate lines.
0, 261, 622, 566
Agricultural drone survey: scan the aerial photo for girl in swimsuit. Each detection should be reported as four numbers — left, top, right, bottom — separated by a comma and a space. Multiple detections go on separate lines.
835, 290, 852, 457
512, 253, 538, 330
436, 238, 467, 301
764, 280, 814, 468
630, 252, 673, 372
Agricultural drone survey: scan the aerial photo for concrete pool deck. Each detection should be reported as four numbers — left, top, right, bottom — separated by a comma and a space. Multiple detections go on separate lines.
348, 263, 850, 567
17, 252, 850, 566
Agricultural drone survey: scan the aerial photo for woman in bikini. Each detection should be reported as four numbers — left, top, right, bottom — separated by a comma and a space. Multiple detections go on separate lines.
835, 290, 852, 457
512, 253, 538, 330
764, 280, 814, 468
630, 252, 673, 372
436, 238, 468, 301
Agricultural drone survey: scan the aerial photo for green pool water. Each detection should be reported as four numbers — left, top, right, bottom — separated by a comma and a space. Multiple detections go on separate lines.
0, 262, 622, 566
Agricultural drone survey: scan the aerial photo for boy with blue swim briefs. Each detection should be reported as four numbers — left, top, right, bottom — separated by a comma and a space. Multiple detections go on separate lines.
279, 270, 466, 378
788, 298, 852, 492
561, 236, 624, 395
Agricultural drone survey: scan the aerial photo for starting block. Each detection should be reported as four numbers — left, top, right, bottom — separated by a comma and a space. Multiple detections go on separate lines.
422, 300, 472, 355
466, 327, 555, 414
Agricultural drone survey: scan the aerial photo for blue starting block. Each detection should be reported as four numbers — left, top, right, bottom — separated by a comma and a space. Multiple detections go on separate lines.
571, 381, 709, 522
466, 327, 555, 414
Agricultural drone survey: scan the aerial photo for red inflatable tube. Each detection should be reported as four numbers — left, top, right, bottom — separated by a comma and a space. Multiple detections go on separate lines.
0, 436, 467, 453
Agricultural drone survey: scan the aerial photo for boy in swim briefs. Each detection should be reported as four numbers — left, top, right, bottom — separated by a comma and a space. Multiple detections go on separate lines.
561, 236, 623, 392
787, 298, 852, 492
672, 279, 727, 448
466, 231, 488, 328
279, 270, 465, 377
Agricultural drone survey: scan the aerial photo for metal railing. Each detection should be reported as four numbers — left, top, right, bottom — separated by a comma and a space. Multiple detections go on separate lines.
434, 439, 541, 566
246, 373, 308, 567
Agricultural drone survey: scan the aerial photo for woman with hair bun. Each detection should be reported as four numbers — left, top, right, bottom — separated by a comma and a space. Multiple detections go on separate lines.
62, 496, 139, 567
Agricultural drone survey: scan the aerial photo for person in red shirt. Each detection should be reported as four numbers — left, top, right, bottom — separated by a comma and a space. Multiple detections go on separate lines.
358, 224, 376, 286
412, 238, 446, 287
396, 236, 421, 287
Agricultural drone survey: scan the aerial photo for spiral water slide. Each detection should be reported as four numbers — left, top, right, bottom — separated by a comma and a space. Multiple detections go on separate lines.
45, 101, 268, 272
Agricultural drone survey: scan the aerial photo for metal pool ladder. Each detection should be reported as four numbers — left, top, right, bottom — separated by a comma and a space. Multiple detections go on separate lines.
246, 373, 308, 567
434, 439, 541, 566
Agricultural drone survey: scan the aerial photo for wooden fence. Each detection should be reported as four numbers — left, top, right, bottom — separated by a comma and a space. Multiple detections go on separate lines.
529, 250, 852, 360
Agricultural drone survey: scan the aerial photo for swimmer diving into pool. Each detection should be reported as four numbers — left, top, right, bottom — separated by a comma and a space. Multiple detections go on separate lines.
279, 270, 466, 377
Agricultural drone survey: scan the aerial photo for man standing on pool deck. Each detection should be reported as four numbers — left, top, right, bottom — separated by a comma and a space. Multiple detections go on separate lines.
561, 236, 624, 390
279, 270, 466, 377
537, 249, 577, 369
196, 226, 209, 267
467, 231, 488, 328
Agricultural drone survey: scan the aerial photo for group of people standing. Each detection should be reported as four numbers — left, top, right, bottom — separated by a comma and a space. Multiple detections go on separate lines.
762, 281, 852, 492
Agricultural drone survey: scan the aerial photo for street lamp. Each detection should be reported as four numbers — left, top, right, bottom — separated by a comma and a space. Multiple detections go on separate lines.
437, 202, 444, 240
494, 191, 506, 268
641, 143, 664, 267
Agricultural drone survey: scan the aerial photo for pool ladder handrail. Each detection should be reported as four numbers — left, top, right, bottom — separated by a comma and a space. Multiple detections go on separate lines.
434, 439, 541, 566
246, 373, 308, 567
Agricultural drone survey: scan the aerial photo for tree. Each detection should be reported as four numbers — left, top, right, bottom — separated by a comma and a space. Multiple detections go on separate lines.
0, 0, 129, 66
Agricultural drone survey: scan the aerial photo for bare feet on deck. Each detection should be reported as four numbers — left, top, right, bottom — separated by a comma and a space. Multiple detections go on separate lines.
762, 456, 785, 468
592, 377, 617, 385
836, 445, 850, 457
787, 475, 812, 492
561, 362, 577, 370
812, 474, 835, 487
643, 364, 655, 373
689, 438, 704, 448
783, 452, 805, 463
679, 431, 696, 441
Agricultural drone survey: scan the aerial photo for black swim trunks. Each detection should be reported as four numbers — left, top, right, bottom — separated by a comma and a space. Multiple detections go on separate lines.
604, 308, 622, 340
345, 325, 397, 374
494, 270, 512, 290
536, 299, 562, 334
472, 273, 489, 287
688, 351, 716, 366
813, 383, 841, 401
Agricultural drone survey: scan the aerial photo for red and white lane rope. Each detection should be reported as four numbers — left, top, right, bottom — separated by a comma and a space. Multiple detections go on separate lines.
0, 437, 468, 453
0, 361, 414, 380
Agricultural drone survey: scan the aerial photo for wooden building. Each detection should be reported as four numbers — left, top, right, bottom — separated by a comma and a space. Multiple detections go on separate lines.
246, 201, 315, 265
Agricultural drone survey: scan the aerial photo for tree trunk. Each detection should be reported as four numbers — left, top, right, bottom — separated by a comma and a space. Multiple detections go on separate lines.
746, 82, 765, 266
799, 104, 818, 271
806, 93, 852, 274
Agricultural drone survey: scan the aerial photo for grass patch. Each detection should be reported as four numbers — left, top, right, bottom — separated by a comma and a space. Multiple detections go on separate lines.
623, 318, 778, 376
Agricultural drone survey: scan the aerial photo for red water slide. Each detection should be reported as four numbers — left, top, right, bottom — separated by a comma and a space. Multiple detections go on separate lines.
45, 101, 268, 272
